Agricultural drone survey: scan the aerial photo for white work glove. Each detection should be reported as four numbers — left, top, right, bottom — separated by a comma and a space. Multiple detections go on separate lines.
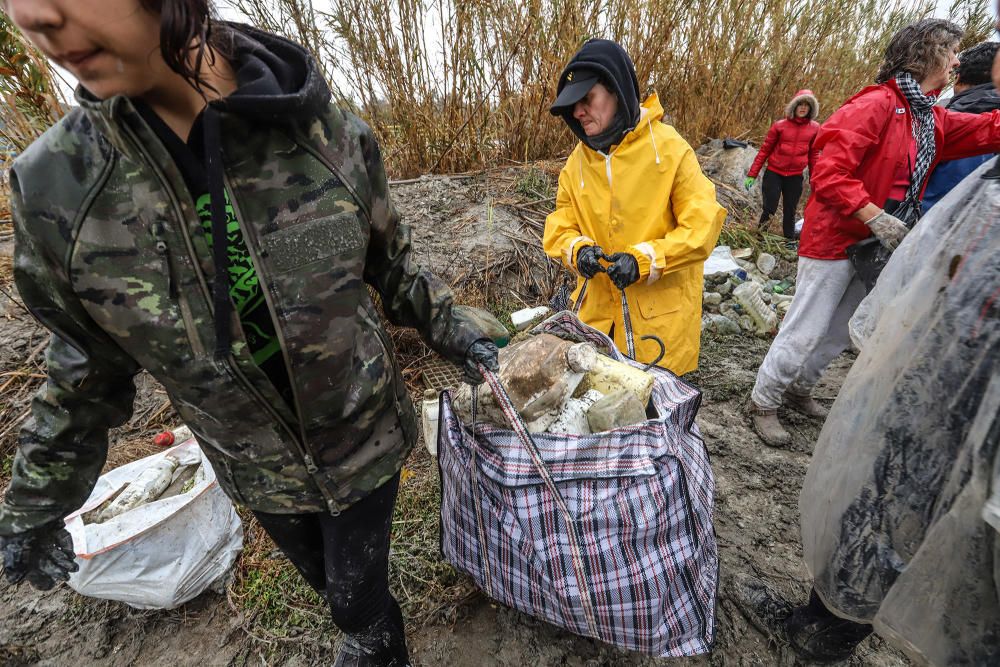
864, 211, 908, 251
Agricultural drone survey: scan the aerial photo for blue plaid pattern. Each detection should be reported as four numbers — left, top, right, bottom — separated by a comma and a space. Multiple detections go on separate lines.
438, 312, 718, 657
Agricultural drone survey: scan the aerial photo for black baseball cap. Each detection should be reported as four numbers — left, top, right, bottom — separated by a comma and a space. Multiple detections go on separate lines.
550, 68, 601, 114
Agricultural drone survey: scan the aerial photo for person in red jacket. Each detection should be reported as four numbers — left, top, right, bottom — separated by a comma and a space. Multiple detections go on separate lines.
750, 18, 1000, 447
745, 90, 821, 239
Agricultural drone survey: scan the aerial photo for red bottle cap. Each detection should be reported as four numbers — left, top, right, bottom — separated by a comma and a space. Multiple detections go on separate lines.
154, 431, 175, 447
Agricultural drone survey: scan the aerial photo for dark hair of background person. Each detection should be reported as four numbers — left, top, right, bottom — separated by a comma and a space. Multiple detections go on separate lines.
956, 41, 1000, 86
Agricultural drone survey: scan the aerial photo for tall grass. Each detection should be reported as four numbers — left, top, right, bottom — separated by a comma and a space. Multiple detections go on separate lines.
0, 15, 66, 220
0, 15, 65, 153
310, 0, 944, 176
2, 0, 994, 180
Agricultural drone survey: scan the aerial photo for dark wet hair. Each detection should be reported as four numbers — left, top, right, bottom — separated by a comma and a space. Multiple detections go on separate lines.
139, 0, 228, 94
956, 41, 1000, 86
875, 19, 963, 84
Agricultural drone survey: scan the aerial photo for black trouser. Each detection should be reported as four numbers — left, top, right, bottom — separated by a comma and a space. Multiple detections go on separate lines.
253, 474, 408, 666
759, 168, 804, 239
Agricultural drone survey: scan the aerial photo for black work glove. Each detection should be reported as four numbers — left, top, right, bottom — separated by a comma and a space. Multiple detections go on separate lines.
1, 522, 78, 590
576, 245, 607, 279
462, 339, 500, 385
606, 252, 640, 290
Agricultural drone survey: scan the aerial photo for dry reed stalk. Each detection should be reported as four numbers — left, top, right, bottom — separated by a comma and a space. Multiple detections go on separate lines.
1, 16, 67, 224
0, 15, 66, 152
228, 0, 987, 177
0, 358, 45, 488
0, 250, 11, 284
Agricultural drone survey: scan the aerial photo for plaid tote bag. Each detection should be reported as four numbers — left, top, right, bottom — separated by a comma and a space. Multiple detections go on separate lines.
438, 312, 718, 657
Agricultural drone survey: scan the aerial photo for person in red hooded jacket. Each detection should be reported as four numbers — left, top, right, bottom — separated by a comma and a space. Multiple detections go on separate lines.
745, 90, 821, 239
750, 18, 1000, 447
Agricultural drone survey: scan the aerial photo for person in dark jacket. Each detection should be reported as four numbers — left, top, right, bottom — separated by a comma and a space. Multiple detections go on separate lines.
749, 19, 1000, 448
922, 41, 1000, 211
745, 90, 821, 239
0, 2, 500, 666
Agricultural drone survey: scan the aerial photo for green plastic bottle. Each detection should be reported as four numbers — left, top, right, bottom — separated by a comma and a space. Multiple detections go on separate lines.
772, 279, 794, 295
453, 305, 510, 348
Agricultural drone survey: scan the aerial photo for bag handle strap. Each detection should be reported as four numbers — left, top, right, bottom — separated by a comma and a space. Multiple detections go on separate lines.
473, 369, 568, 506
619, 290, 636, 359
572, 278, 589, 315
466, 385, 496, 598
573, 277, 637, 359
473, 365, 601, 638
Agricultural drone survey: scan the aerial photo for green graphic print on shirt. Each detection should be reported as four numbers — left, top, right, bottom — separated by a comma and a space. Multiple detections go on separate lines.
196, 191, 282, 367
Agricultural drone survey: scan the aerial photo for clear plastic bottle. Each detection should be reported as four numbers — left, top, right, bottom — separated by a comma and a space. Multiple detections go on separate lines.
733, 281, 778, 333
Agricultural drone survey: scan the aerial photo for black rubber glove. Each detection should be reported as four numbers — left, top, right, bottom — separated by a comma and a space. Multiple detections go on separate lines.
576, 245, 607, 279
606, 252, 640, 290
1, 522, 78, 590
462, 339, 500, 385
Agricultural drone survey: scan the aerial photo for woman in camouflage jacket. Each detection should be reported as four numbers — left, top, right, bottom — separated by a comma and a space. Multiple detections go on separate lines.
0, 2, 499, 664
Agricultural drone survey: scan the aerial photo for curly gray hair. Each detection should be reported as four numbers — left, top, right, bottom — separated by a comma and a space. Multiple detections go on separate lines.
875, 19, 963, 84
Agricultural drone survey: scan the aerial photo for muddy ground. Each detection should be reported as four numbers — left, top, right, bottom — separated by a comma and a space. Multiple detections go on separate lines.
0, 173, 911, 666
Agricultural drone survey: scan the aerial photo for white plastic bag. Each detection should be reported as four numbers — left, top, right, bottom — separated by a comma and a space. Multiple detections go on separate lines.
702, 245, 741, 276
64, 438, 243, 609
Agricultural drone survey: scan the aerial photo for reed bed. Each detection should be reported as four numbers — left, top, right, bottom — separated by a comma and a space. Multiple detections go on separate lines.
1, 15, 67, 223
229, 0, 984, 177
3, 1, 995, 179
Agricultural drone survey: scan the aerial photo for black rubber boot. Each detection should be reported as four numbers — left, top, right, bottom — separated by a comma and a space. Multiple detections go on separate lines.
332, 600, 410, 667
785, 590, 873, 664
332, 635, 410, 667
332, 636, 370, 667
730, 575, 871, 664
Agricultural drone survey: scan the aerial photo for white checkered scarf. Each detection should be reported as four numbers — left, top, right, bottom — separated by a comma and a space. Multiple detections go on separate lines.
893, 72, 938, 227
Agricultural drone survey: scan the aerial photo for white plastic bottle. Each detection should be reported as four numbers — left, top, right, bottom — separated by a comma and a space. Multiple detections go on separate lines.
733, 281, 778, 334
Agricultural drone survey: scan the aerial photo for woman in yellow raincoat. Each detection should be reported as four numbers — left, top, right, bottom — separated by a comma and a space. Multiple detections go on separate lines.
543, 39, 726, 374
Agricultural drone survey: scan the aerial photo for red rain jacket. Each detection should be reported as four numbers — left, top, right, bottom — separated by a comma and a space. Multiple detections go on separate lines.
799, 80, 1000, 260
748, 117, 820, 178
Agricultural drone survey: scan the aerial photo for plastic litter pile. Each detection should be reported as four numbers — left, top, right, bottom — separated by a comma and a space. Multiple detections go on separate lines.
702, 245, 796, 336
449, 332, 653, 437
82, 450, 205, 525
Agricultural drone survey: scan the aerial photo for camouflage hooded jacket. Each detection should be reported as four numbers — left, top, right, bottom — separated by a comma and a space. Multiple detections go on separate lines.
0, 25, 486, 533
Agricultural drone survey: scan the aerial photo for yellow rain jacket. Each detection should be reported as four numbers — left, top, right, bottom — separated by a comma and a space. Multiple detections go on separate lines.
544, 94, 726, 374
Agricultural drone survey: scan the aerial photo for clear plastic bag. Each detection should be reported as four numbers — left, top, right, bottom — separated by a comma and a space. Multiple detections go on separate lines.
802, 163, 1000, 665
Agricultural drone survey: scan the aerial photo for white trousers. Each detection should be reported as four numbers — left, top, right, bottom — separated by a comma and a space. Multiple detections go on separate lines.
751, 257, 866, 409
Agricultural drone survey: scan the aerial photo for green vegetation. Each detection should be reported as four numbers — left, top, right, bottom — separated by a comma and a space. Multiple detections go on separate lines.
226, 448, 476, 646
